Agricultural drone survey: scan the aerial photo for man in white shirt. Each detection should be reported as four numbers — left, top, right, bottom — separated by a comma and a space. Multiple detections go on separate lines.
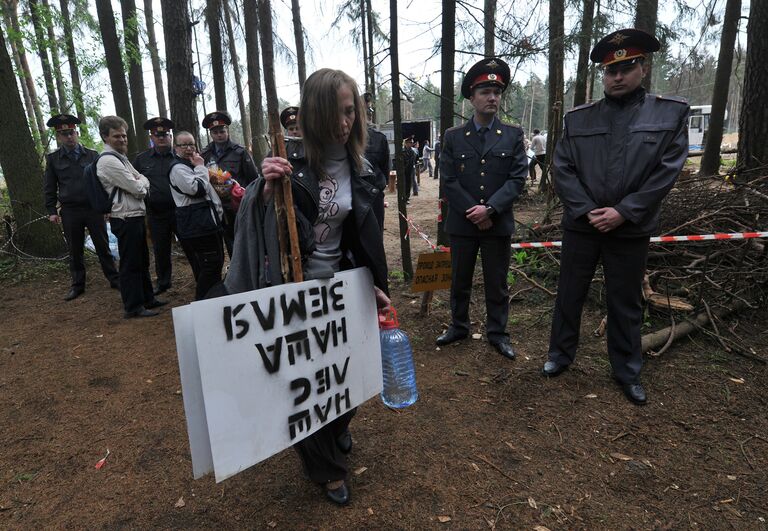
97, 115, 166, 318
529, 129, 547, 184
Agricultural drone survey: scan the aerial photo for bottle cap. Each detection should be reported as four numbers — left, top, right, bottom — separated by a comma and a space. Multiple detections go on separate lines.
378, 307, 399, 330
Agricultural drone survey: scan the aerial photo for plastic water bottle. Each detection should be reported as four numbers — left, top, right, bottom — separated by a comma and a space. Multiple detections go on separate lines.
379, 308, 419, 408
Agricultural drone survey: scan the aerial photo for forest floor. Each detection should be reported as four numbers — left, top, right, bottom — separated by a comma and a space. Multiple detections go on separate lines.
1, 170, 767, 530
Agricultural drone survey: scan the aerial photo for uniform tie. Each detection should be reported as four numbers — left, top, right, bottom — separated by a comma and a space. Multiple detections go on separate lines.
478, 126, 488, 151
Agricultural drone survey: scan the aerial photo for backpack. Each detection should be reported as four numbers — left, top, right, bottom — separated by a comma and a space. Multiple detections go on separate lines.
84, 152, 120, 214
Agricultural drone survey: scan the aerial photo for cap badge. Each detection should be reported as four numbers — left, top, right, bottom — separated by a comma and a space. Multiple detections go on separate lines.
485, 59, 499, 68
488, 73, 497, 81
608, 33, 628, 45
614, 48, 627, 59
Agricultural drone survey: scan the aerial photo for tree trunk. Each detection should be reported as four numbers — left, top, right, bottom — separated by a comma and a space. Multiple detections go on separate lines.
160, 0, 199, 144
483, 0, 496, 57
360, 0, 369, 95
573, 0, 595, 107
121, 0, 148, 150
290, 0, 306, 92
222, 0, 250, 150
634, 0, 658, 92
437, 0, 455, 247
41, 0, 67, 112
95, 0, 137, 157
390, 0, 412, 280
365, 0, 375, 102
59, 0, 87, 135
737, 0, 768, 173
28, 0, 59, 113
0, 28, 66, 257
243, 0, 266, 160
143, 0, 167, 117
206, 0, 227, 111
699, 0, 741, 176
2, 0, 46, 143
2, 4, 40, 144
543, 0, 565, 195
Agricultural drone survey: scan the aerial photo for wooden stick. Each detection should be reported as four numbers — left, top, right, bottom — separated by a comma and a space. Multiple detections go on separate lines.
258, 0, 303, 283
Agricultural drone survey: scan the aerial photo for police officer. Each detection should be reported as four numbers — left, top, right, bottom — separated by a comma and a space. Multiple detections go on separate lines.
44, 114, 119, 300
542, 29, 689, 405
132, 117, 177, 295
363, 93, 389, 227
280, 106, 301, 138
435, 58, 527, 360
200, 111, 260, 256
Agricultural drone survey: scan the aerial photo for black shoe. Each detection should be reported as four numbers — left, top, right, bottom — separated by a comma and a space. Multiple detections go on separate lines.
144, 299, 168, 309
491, 340, 515, 360
542, 360, 569, 377
620, 382, 648, 405
64, 288, 84, 301
153, 284, 170, 296
336, 430, 353, 454
123, 308, 159, 319
324, 481, 350, 506
436, 327, 468, 346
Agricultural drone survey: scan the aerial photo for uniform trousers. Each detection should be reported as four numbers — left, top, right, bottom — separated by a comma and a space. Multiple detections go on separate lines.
294, 409, 356, 483
147, 207, 176, 290
61, 206, 119, 289
548, 230, 649, 384
222, 208, 236, 259
180, 232, 224, 300
449, 233, 512, 343
110, 216, 155, 314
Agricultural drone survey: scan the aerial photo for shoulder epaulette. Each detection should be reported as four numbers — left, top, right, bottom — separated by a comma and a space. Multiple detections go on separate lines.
655, 94, 688, 105
567, 101, 598, 114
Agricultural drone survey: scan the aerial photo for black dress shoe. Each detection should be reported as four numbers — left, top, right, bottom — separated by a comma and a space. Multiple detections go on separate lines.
144, 299, 168, 309
324, 481, 350, 506
336, 430, 353, 454
436, 327, 468, 346
123, 308, 159, 319
64, 288, 84, 301
620, 383, 648, 405
153, 284, 170, 296
542, 360, 569, 377
491, 340, 515, 360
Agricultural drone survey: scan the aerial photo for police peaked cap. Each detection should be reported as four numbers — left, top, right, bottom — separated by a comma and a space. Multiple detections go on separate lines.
202, 111, 232, 129
280, 106, 299, 129
461, 57, 510, 99
46, 114, 80, 131
590, 28, 660, 66
143, 116, 175, 133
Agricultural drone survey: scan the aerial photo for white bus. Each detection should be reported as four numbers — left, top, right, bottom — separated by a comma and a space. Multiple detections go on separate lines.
688, 105, 728, 151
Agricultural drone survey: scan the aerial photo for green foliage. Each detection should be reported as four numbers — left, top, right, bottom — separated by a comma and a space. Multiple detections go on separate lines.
388, 269, 405, 280
506, 270, 517, 286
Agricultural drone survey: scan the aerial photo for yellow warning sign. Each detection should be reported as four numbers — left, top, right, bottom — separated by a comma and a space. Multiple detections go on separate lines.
411, 252, 452, 292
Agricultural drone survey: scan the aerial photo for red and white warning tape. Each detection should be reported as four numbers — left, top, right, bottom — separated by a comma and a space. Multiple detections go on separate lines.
398, 212, 768, 252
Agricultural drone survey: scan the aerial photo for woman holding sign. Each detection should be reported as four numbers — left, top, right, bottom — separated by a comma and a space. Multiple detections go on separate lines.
224, 69, 390, 506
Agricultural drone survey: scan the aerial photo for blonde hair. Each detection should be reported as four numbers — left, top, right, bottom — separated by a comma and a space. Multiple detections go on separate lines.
300, 69, 367, 178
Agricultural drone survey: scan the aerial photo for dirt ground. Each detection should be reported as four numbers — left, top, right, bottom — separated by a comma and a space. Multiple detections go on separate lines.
1, 170, 767, 530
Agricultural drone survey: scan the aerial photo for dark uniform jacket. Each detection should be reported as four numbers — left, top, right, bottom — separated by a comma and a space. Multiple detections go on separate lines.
200, 140, 259, 188
223, 139, 388, 295
365, 126, 390, 190
441, 117, 527, 236
44, 145, 98, 214
554, 88, 689, 237
132, 148, 176, 212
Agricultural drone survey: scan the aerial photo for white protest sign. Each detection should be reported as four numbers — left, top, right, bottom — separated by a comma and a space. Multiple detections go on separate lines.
173, 267, 383, 482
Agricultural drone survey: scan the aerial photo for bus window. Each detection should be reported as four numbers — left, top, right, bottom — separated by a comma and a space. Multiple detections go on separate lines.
690, 115, 702, 131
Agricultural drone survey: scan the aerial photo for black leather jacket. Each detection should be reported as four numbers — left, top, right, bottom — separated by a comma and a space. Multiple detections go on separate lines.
554, 88, 689, 237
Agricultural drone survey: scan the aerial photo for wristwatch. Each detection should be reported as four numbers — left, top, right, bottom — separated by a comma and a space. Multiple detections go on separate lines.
485, 205, 495, 216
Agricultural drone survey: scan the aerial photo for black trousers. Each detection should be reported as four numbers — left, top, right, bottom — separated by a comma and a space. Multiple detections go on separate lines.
147, 207, 176, 290
449, 233, 512, 343
180, 232, 224, 300
548, 230, 649, 384
60, 206, 119, 289
434, 156, 440, 179
529, 153, 546, 180
110, 216, 155, 313
222, 208, 236, 259
294, 409, 356, 483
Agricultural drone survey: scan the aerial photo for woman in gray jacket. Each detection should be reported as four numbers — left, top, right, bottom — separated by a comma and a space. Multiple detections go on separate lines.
169, 131, 225, 300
